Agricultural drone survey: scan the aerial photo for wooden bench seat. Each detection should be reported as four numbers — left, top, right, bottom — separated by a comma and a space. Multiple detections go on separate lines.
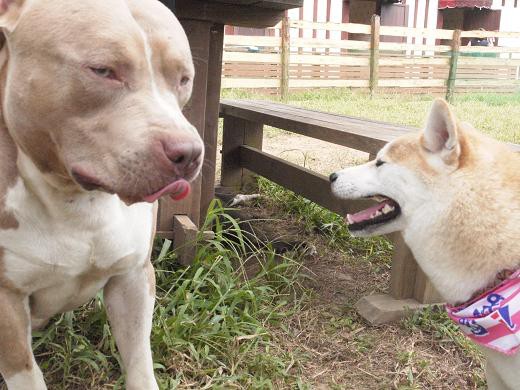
219, 98, 520, 324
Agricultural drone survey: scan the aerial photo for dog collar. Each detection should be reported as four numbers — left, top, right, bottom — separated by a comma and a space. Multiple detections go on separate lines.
446, 270, 520, 355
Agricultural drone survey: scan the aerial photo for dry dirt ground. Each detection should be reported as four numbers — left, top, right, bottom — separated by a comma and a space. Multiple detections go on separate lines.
219, 130, 486, 389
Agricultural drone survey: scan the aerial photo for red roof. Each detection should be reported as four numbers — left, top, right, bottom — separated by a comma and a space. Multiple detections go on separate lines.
439, 0, 492, 8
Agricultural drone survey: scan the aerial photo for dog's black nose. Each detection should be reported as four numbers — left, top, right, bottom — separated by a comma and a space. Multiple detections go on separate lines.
329, 173, 338, 183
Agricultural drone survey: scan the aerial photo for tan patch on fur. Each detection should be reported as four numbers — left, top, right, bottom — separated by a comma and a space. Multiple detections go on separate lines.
386, 133, 438, 179
0, 58, 19, 231
0, 284, 33, 379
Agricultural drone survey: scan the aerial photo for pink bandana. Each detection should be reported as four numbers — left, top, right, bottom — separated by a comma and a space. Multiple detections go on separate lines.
446, 270, 520, 355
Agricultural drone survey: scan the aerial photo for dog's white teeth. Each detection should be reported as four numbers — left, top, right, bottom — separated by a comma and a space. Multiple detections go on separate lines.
373, 196, 386, 202
346, 215, 354, 225
373, 211, 382, 218
381, 204, 395, 214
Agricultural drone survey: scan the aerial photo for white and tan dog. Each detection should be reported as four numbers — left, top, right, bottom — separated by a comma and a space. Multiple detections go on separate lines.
0, 0, 203, 389
330, 99, 519, 389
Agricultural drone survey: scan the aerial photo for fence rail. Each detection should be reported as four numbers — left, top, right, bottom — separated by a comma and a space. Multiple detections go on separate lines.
222, 16, 520, 99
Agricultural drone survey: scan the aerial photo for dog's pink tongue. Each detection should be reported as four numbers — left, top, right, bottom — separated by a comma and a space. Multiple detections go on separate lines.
348, 201, 388, 223
144, 179, 191, 203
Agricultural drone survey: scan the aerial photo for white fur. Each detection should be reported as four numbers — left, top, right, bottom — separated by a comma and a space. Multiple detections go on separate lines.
1, 152, 154, 298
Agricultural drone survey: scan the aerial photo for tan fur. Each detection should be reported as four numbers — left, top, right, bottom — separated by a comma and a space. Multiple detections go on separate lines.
386, 133, 439, 179
0, 287, 32, 379
0, 63, 19, 230
389, 122, 520, 283
331, 99, 520, 389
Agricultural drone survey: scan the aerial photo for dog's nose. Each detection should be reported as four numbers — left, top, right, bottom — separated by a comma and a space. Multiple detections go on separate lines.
329, 172, 338, 183
162, 139, 203, 176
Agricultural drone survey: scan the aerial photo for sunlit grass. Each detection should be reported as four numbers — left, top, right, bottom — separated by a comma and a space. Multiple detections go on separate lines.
222, 89, 520, 144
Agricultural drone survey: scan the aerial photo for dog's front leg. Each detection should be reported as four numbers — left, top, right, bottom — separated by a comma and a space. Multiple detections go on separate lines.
104, 261, 158, 390
0, 288, 46, 390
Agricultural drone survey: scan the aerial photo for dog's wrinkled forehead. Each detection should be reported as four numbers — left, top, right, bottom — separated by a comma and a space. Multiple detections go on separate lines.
10, 0, 192, 73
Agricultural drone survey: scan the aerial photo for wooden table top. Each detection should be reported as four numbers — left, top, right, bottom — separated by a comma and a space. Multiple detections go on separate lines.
203, 0, 303, 9
168, 0, 302, 27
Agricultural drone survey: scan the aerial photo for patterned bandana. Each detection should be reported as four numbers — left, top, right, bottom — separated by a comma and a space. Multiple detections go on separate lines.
446, 270, 520, 355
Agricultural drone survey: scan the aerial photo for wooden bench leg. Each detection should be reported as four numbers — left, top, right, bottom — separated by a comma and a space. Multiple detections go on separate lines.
356, 233, 443, 325
221, 116, 263, 191
173, 215, 198, 266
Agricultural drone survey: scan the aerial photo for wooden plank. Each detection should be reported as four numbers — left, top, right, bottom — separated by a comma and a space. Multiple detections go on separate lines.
291, 37, 370, 50
289, 20, 371, 34
221, 78, 281, 88
289, 79, 369, 88
379, 57, 450, 66
223, 51, 281, 63
458, 57, 520, 66
460, 30, 520, 39
459, 46, 520, 54
239, 145, 372, 215
291, 54, 369, 66
369, 15, 380, 97
455, 79, 520, 86
224, 35, 281, 46
380, 42, 451, 52
380, 25, 454, 40
220, 99, 414, 155
378, 79, 446, 87
205, 0, 302, 8
174, 0, 288, 28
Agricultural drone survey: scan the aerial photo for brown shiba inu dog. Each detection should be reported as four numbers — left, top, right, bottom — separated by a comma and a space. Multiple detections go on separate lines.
330, 99, 520, 390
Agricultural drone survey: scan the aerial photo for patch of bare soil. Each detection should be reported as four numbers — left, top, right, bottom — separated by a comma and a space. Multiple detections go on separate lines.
263, 132, 369, 175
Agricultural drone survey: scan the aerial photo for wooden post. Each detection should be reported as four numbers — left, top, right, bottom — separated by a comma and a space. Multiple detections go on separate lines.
221, 116, 263, 191
173, 215, 198, 266
389, 233, 443, 303
446, 29, 461, 104
280, 16, 290, 101
369, 15, 380, 98
200, 24, 224, 226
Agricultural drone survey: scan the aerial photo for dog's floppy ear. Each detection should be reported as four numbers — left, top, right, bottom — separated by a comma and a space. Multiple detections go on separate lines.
422, 98, 460, 164
0, 0, 26, 32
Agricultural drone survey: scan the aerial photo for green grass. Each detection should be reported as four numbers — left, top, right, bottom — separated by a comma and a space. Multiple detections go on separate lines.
257, 177, 393, 268
27, 201, 311, 389
222, 89, 520, 144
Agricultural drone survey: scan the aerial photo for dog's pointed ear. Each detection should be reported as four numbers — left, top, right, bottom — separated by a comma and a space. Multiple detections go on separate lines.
0, 0, 26, 32
422, 98, 460, 163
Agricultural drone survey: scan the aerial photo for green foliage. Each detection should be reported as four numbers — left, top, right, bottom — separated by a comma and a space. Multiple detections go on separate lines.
402, 306, 484, 363
257, 177, 393, 267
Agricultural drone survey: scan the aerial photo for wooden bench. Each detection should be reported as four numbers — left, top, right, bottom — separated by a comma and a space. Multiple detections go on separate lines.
220, 98, 520, 324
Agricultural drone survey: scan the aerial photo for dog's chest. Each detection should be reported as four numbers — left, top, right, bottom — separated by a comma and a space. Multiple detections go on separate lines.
0, 179, 155, 294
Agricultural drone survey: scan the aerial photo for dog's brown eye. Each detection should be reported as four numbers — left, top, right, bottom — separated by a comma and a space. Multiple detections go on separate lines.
90, 67, 117, 80
180, 76, 190, 86
375, 160, 386, 167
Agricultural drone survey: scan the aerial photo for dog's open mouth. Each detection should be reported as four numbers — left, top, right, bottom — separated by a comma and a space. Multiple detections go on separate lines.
346, 195, 401, 231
